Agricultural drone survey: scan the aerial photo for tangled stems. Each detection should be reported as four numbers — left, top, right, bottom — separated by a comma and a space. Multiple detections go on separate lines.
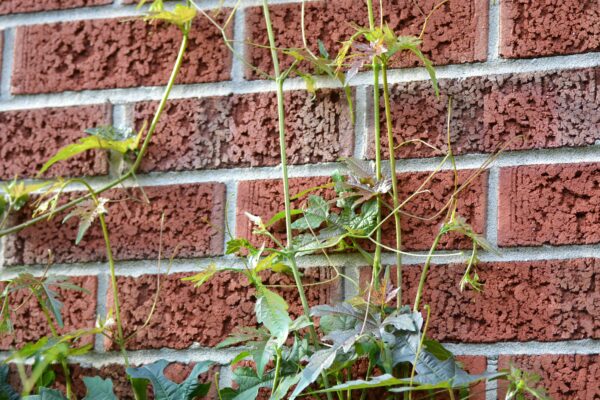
0, 24, 190, 240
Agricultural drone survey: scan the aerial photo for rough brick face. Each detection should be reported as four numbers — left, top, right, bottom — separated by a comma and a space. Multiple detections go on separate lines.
4, 183, 225, 265
500, 0, 600, 59
133, 89, 353, 172
0, 0, 111, 15
237, 170, 486, 252
12, 17, 231, 94
0, 105, 111, 180
362, 258, 599, 343
0, 277, 97, 350
370, 68, 600, 159
499, 163, 600, 247
497, 354, 600, 400
110, 268, 340, 349
245, 0, 488, 79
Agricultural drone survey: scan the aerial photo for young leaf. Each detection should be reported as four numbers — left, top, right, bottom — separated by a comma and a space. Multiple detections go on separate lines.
254, 288, 291, 347
181, 264, 218, 288
145, 4, 196, 27
82, 376, 117, 400
126, 359, 214, 400
62, 198, 109, 245
39, 127, 141, 175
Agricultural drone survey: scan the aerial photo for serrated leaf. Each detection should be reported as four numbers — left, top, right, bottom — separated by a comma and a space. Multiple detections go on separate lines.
39, 129, 140, 175
181, 264, 217, 288
145, 4, 196, 27
226, 238, 256, 254
82, 377, 117, 400
126, 359, 213, 400
255, 288, 291, 347
291, 195, 329, 230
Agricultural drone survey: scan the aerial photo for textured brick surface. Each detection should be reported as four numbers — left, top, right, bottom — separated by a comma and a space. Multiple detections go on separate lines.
12, 17, 231, 94
0, 0, 111, 15
361, 258, 599, 342
0, 277, 97, 350
245, 0, 488, 79
499, 163, 600, 247
0, 105, 111, 179
5, 183, 225, 265
370, 68, 600, 159
237, 171, 486, 252
133, 89, 353, 172
498, 354, 600, 400
110, 268, 340, 349
500, 0, 600, 59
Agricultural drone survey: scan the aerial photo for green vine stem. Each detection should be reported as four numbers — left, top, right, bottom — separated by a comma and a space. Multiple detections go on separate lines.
412, 231, 443, 312
381, 61, 403, 307
261, 1, 333, 397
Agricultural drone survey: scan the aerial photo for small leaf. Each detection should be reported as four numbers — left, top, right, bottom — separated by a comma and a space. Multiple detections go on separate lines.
145, 4, 196, 27
82, 377, 117, 400
181, 264, 218, 288
39, 129, 140, 175
62, 198, 109, 245
318, 39, 330, 59
255, 288, 291, 347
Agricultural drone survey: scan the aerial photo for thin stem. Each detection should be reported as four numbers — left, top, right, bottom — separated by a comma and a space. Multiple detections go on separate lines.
381, 61, 403, 308
413, 232, 443, 312
262, 2, 332, 397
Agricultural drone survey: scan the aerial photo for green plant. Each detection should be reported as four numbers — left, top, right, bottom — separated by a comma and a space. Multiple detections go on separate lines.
0, 0, 551, 399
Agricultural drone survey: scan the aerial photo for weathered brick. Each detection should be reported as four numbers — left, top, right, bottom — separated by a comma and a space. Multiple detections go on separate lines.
499, 163, 600, 247
361, 258, 599, 342
133, 89, 353, 172
245, 0, 488, 79
109, 268, 340, 349
0, 0, 111, 15
237, 170, 486, 252
0, 277, 97, 350
4, 183, 225, 265
369, 68, 600, 159
12, 17, 231, 94
0, 105, 111, 179
500, 0, 600, 59
497, 354, 600, 400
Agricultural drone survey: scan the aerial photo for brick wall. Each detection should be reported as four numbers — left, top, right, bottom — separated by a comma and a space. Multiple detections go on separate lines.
0, 1, 599, 399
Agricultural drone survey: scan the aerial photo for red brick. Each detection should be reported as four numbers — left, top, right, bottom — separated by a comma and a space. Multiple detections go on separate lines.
244, 0, 488, 79
0, 276, 97, 350
0, 0, 111, 15
498, 163, 600, 247
109, 268, 340, 349
0, 105, 111, 180
4, 183, 225, 265
133, 89, 353, 172
362, 258, 600, 343
237, 170, 486, 252
500, 0, 600, 59
370, 68, 600, 159
12, 17, 232, 94
497, 354, 600, 400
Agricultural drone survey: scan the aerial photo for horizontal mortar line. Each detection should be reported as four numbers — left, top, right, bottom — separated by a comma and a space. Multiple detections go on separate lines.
1, 52, 599, 112
4, 242, 600, 280
2, 339, 598, 368
444, 339, 600, 357
0, 0, 312, 29
4, 143, 600, 194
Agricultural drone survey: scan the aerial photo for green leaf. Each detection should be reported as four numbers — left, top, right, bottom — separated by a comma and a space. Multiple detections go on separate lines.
39, 128, 140, 175
145, 4, 196, 27
251, 339, 275, 378
24, 388, 68, 399
181, 264, 218, 288
216, 326, 269, 349
291, 195, 329, 230
318, 40, 330, 59
288, 347, 338, 399
297, 71, 317, 97
265, 210, 303, 228
0, 365, 20, 400
130, 378, 149, 400
62, 198, 109, 245
226, 238, 257, 255
82, 377, 117, 400
270, 374, 300, 400
254, 288, 291, 347
225, 367, 273, 400
317, 374, 406, 393
126, 359, 214, 400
